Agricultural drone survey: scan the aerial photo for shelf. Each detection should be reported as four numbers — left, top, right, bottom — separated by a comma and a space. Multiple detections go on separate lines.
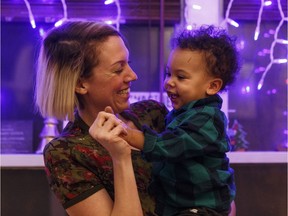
0, 152, 287, 168
1, 154, 44, 168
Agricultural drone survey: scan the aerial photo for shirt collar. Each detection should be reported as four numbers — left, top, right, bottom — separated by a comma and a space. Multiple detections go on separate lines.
166, 94, 223, 124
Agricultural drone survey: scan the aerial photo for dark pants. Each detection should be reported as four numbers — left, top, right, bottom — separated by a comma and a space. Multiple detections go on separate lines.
174, 207, 229, 216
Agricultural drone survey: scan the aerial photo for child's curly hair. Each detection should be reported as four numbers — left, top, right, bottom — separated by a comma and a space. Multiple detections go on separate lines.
171, 25, 240, 91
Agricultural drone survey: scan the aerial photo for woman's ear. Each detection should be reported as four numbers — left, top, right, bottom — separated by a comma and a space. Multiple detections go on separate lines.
75, 79, 88, 95
206, 78, 223, 95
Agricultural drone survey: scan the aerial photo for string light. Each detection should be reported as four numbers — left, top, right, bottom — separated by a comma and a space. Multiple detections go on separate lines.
23, 0, 36, 28
254, 1, 273, 40
221, 0, 239, 28
104, 0, 114, 5
184, 0, 193, 29
254, 0, 265, 41
223, 0, 287, 90
39, 28, 45, 37
227, 18, 239, 28
54, 0, 68, 27
22, 0, 122, 31
103, 0, 121, 31
264, 1, 272, 6
192, 4, 201, 10
257, 0, 288, 90
184, 0, 203, 30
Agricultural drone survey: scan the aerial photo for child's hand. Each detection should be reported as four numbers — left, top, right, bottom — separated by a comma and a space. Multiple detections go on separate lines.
89, 109, 129, 160
104, 106, 128, 137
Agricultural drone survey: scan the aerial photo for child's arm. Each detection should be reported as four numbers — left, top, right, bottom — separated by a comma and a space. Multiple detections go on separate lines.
104, 106, 145, 150
123, 126, 145, 150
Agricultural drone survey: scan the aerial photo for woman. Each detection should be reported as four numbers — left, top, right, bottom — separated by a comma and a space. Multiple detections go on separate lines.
35, 21, 168, 216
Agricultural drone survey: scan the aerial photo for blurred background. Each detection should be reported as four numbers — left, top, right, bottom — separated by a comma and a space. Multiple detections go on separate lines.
1, 0, 287, 216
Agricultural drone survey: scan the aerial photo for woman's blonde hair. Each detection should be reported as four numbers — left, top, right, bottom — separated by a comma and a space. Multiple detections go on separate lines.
35, 21, 121, 121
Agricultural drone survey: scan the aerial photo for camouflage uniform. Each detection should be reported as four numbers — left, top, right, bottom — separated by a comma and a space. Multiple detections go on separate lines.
43, 100, 168, 215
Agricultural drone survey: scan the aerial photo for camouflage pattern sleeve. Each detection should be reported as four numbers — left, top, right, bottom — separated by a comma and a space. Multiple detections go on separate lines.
122, 99, 168, 133
43, 120, 114, 209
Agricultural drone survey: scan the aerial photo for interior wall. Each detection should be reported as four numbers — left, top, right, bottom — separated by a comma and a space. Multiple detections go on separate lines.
2, 164, 287, 216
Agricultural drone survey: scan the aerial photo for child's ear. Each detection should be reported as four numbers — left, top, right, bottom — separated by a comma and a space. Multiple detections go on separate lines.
75, 79, 88, 95
206, 78, 223, 95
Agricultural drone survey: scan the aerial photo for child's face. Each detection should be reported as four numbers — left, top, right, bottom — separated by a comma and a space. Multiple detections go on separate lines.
164, 48, 216, 110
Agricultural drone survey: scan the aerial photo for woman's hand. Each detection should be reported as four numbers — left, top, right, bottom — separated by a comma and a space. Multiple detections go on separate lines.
88, 107, 143, 216
89, 108, 129, 161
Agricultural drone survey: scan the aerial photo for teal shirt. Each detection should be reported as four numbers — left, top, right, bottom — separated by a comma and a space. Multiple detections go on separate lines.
142, 94, 236, 216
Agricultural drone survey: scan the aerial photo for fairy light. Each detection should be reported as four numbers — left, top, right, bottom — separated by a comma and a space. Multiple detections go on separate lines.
227, 18, 239, 28
221, 0, 239, 28
184, 0, 193, 29
39, 28, 45, 37
192, 4, 201, 10
54, 0, 68, 27
254, 0, 265, 41
104, 0, 114, 4
276, 39, 288, 44
103, 0, 121, 31
23, 0, 36, 28
186, 25, 193, 30
257, 0, 288, 90
223, 0, 287, 90
21, 0, 122, 31
114, 0, 121, 31
273, 59, 288, 64
264, 1, 272, 6
184, 0, 204, 29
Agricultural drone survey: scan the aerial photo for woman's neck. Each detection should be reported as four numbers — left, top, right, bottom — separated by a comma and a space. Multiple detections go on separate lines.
77, 107, 100, 127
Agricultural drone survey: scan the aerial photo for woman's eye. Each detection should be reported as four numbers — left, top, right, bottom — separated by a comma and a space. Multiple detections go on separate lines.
115, 68, 124, 74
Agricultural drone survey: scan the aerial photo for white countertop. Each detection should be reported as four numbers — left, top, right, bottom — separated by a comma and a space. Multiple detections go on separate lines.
1, 152, 287, 168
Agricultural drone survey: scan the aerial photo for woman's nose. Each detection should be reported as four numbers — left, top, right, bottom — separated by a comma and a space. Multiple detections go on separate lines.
125, 66, 138, 82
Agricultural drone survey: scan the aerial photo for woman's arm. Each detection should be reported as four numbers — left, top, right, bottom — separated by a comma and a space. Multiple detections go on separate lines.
66, 156, 142, 216
79, 111, 143, 216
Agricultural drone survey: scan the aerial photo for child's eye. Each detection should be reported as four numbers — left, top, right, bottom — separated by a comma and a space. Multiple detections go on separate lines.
177, 75, 185, 80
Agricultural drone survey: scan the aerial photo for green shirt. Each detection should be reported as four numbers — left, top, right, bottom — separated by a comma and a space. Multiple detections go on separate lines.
43, 100, 168, 215
142, 95, 236, 216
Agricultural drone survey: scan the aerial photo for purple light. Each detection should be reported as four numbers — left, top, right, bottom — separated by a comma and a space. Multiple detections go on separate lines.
227, 18, 239, 28
257, 82, 263, 90
54, 19, 64, 27
39, 28, 45, 37
254, 30, 259, 41
186, 25, 193, 30
258, 51, 264, 56
236, 40, 245, 50
255, 67, 266, 73
274, 59, 288, 64
241, 85, 251, 94
192, 4, 201, 10
266, 89, 277, 95
264, 1, 272, 6
30, 19, 36, 29
104, 0, 114, 5
246, 86, 251, 93
269, 29, 275, 35
104, 20, 113, 25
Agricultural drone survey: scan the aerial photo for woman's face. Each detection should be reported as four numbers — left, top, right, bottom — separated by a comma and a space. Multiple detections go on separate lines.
80, 36, 137, 114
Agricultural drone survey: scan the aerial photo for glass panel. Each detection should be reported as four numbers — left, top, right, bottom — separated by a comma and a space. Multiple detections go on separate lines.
228, 21, 287, 151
